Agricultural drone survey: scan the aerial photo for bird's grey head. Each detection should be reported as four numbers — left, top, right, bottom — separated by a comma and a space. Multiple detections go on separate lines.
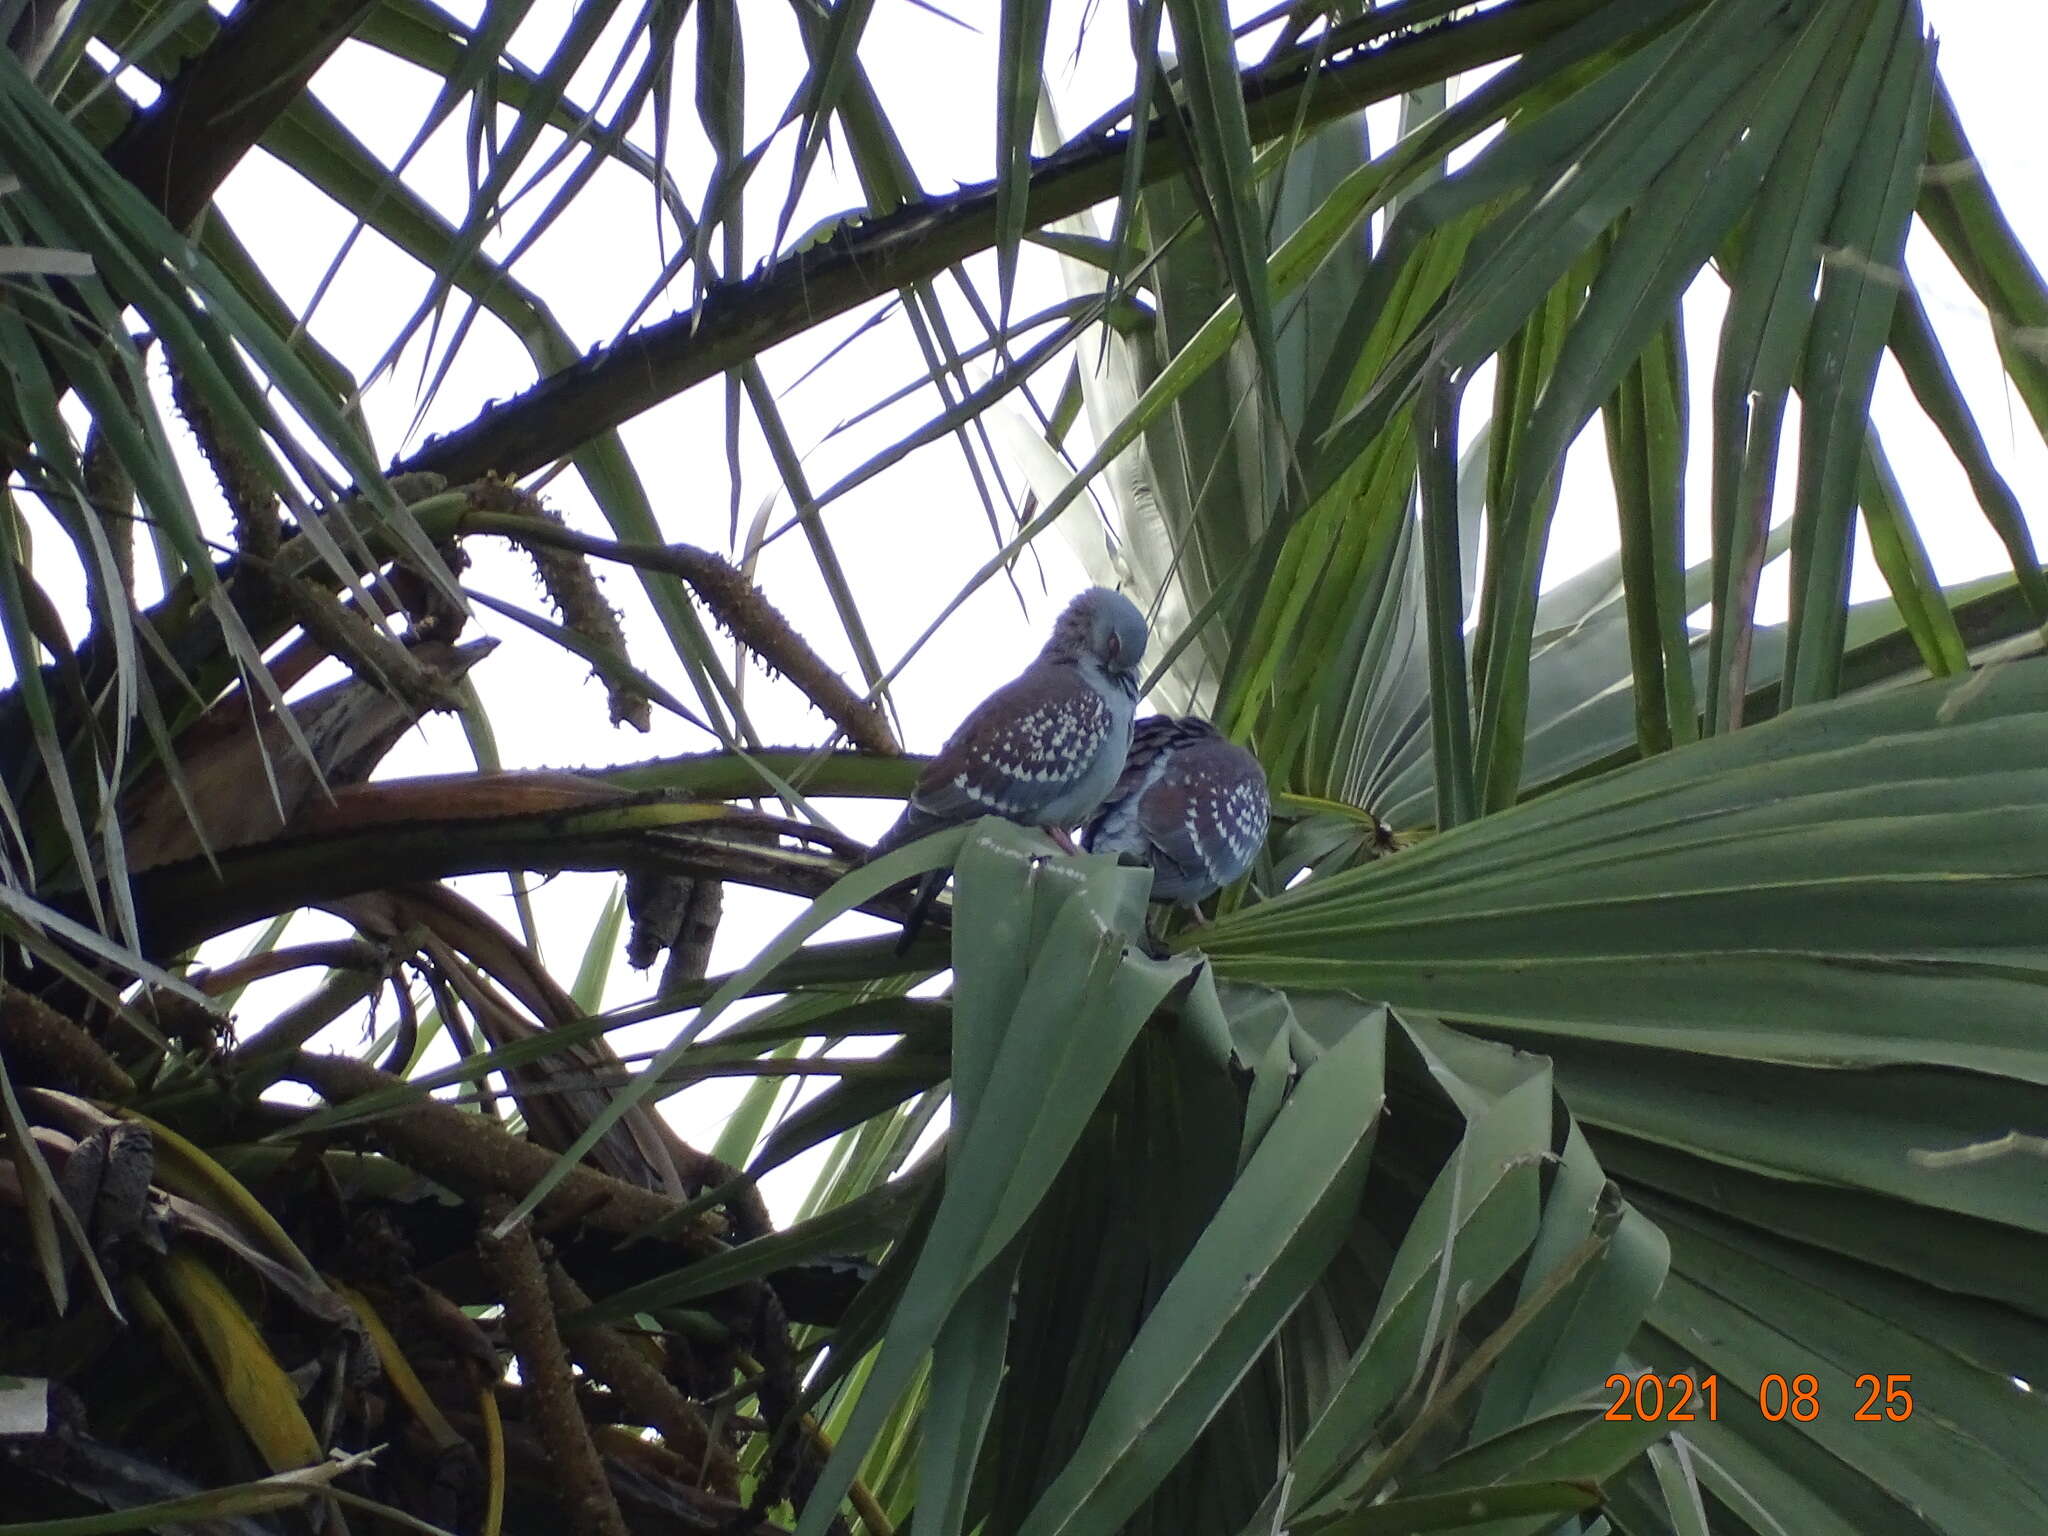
1045, 586, 1147, 678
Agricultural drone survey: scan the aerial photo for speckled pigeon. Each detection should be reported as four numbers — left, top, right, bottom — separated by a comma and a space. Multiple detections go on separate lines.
871, 586, 1148, 942
1083, 715, 1269, 910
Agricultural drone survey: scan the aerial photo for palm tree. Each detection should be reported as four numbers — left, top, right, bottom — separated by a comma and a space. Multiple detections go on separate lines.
1, 1, 2042, 1533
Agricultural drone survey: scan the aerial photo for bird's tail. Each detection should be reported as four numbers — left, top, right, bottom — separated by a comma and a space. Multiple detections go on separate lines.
895, 867, 948, 956
863, 802, 943, 866
865, 806, 955, 954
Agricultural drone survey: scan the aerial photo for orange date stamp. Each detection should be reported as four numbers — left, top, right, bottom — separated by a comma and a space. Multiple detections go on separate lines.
1603, 1372, 1915, 1423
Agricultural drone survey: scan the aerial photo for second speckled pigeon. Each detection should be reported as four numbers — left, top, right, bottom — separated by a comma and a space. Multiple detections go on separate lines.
871, 587, 1147, 944
1083, 715, 1269, 908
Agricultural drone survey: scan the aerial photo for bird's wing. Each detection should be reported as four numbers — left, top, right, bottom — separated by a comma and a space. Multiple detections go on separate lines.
1136, 742, 1270, 886
1101, 715, 1182, 805
911, 662, 1115, 823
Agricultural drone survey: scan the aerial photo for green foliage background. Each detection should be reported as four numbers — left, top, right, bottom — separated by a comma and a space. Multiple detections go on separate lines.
0, 2, 2043, 1534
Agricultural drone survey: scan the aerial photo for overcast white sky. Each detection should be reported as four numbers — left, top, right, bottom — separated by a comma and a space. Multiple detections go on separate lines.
19, 0, 2048, 1207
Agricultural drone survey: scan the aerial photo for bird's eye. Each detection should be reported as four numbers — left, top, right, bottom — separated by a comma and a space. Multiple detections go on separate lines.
1105, 631, 1121, 663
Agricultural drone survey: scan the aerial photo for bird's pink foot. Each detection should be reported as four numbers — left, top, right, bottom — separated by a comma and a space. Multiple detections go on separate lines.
1047, 825, 1081, 855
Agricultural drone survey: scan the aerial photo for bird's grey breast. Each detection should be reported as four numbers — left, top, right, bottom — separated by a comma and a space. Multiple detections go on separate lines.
1084, 742, 1172, 856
